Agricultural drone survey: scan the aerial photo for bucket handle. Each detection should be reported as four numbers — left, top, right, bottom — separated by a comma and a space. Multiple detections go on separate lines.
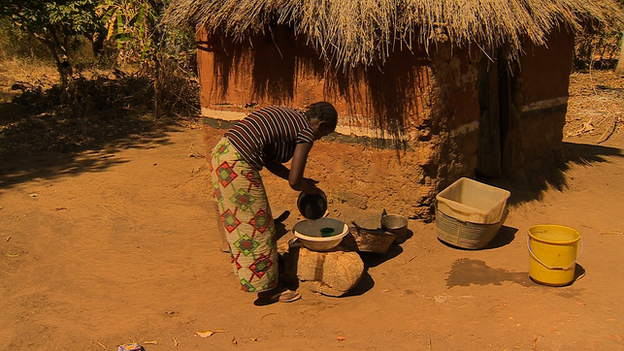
526, 234, 584, 270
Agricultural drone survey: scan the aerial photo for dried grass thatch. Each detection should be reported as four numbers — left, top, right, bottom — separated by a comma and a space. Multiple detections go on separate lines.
163, 0, 624, 68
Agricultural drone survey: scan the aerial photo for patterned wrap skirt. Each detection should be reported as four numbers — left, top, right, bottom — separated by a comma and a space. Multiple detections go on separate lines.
210, 136, 278, 293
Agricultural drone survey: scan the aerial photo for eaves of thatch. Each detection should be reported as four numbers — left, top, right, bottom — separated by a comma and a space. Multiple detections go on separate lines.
163, 0, 624, 68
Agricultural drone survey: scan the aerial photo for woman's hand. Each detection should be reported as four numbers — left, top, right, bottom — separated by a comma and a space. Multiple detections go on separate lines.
302, 178, 322, 194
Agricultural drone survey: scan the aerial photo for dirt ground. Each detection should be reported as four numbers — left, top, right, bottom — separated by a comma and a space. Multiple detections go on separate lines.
1, 65, 624, 351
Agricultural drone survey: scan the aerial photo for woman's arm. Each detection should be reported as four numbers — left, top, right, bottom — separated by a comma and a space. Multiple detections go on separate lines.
264, 160, 290, 181
289, 142, 321, 193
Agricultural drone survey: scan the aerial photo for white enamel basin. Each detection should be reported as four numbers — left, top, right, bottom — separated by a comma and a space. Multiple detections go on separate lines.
292, 218, 349, 251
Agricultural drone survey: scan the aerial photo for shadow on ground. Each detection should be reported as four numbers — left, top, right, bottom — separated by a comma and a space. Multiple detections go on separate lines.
445, 259, 587, 289
446, 258, 534, 288
0, 74, 199, 192
343, 271, 375, 297
343, 241, 405, 296
358, 243, 404, 268
478, 141, 624, 206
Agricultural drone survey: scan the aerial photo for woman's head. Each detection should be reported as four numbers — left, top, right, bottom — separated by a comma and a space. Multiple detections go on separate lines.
306, 101, 338, 139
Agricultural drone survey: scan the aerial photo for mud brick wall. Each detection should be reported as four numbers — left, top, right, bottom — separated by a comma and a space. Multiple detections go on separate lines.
426, 44, 482, 192
197, 26, 575, 221
503, 30, 574, 173
203, 122, 438, 221
197, 32, 483, 220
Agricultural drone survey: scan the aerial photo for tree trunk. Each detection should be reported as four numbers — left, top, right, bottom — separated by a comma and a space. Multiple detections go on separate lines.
41, 38, 69, 88
39, 27, 73, 87
616, 31, 624, 76
90, 32, 105, 57
154, 53, 162, 119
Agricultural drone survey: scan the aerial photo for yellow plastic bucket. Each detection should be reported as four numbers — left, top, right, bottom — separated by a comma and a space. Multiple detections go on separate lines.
527, 225, 583, 286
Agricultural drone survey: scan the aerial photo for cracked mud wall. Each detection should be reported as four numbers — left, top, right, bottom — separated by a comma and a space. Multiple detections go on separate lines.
197, 28, 485, 221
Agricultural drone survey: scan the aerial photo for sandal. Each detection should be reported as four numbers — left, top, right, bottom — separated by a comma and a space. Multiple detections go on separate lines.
254, 290, 301, 306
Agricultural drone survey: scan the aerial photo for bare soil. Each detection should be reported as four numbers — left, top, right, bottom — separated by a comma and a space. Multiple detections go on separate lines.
1, 64, 623, 351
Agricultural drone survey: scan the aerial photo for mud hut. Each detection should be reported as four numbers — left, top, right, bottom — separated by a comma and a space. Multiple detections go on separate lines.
164, 0, 623, 220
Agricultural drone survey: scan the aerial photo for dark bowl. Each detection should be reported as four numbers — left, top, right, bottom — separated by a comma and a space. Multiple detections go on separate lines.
297, 191, 328, 220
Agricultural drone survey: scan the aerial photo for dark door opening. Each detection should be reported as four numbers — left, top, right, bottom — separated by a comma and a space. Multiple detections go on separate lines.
477, 56, 502, 177
477, 51, 516, 177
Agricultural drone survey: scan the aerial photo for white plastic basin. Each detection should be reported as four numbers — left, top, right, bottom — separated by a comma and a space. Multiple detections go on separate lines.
293, 218, 349, 251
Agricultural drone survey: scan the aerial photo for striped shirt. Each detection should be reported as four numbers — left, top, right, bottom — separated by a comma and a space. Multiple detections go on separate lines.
225, 106, 315, 171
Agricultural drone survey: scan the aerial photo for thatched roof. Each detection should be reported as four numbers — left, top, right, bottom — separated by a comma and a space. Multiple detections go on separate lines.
163, 0, 624, 68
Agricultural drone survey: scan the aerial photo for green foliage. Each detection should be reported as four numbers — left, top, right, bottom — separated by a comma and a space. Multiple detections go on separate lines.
95, 0, 197, 117
0, 18, 51, 60
97, 0, 195, 68
1, 0, 199, 118
0, 0, 100, 35
574, 22, 623, 71
98, 0, 152, 62
48, 0, 101, 34
0, 0, 103, 85
573, 0, 624, 71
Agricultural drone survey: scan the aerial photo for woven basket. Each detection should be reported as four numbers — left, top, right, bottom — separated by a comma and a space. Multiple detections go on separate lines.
435, 204, 507, 249
350, 222, 395, 254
